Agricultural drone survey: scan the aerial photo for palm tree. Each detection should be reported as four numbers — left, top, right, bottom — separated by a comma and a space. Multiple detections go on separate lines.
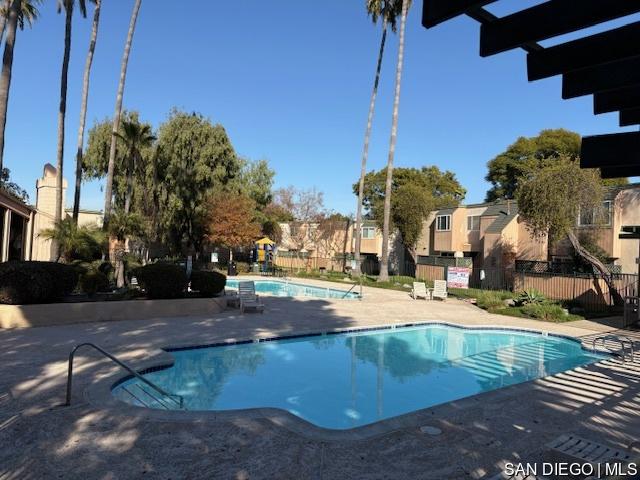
0, 0, 40, 174
108, 210, 143, 287
354, 0, 405, 277
378, 0, 410, 282
103, 0, 142, 229
72, 0, 101, 223
55, 0, 87, 226
115, 119, 154, 214
0, 0, 38, 45
40, 217, 105, 262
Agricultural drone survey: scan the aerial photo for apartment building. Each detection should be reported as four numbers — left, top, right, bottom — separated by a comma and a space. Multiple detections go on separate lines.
417, 200, 548, 270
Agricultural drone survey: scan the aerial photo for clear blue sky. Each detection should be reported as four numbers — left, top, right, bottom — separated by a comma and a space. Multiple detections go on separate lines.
5, 0, 639, 214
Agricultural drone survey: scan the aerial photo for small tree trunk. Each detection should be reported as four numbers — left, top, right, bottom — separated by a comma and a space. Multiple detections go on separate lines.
379, 0, 409, 282
567, 231, 623, 306
354, 22, 387, 277
104, 0, 142, 229
56, 2, 74, 223
0, 0, 20, 174
72, 0, 101, 223
124, 151, 134, 214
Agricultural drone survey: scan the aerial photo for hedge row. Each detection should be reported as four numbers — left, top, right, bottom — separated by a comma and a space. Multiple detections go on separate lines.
0, 261, 79, 304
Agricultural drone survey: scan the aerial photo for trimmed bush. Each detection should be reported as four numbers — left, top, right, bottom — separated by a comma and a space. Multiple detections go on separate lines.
190, 270, 226, 296
0, 261, 78, 304
80, 271, 110, 297
133, 263, 188, 299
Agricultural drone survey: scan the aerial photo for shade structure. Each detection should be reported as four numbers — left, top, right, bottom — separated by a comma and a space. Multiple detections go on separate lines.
421, 0, 640, 177
256, 237, 275, 245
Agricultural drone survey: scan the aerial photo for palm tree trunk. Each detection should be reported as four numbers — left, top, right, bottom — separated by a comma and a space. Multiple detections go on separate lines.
378, 0, 409, 282
72, 0, 101, 223
354, 21, 387, 278
0, 0, 8, 46
0, 0, 19, 174
103, 0, 142, 229
567, 231, 624, 306
123, 151, 134, 214
56, 2, 73, 223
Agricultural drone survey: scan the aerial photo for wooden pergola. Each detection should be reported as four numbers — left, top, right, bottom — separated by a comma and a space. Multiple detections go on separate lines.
421, 0, 640, 178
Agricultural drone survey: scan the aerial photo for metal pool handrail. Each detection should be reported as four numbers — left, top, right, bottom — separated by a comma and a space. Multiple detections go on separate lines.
591, 335, 635, 363
65, 342, 184, 409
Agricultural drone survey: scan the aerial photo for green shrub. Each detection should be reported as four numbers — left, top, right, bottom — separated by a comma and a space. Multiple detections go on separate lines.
521, 302, 568, 322
235, 261, 250, 274
516, 288, 546, 306
190, 270, 226, 296
476, 290, 509, 310
0, 261, 78, 304
79, 271, 110, 297
133, 263, 188, 299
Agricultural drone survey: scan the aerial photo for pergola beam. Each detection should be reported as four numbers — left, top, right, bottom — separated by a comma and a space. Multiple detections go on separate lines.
594, 86, 640, 114
620, 108, 640, 126
562, 56, 640, 99
581, 132, 640, 173
422, 0, 496, 28
527, 22, 640, 81
480, 0, 640, 57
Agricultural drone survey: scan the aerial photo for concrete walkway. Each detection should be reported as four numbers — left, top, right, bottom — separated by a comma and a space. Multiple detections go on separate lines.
1, 280, 638, 479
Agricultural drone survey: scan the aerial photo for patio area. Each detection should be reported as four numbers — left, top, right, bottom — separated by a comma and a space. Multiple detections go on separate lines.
1, 280, 639, 479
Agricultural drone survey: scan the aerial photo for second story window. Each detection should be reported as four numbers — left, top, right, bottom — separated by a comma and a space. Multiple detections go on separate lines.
361, 226, 375, 239
436, 215, 451, 231
467, 215, 480, 231
578, 201, 612, 227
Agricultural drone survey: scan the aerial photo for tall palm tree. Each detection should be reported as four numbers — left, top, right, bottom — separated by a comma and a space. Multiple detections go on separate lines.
354, 0, 405, 277
378, 0, 410, 282
0, 0, 39, 174
0, 0, 38, 45
55, 0, 87, 224
72, 0, 101, 223
103, 0, 142, 229
115, 119, 154, 214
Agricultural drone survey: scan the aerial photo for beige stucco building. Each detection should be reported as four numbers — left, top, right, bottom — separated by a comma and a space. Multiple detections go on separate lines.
0, 164, 103, 263
416, 200, 548, 270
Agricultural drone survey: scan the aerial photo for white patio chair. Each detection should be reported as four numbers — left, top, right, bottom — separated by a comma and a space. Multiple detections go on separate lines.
432, 279, 448, 301
238, 281, 264, 314
411, 282, 430, 300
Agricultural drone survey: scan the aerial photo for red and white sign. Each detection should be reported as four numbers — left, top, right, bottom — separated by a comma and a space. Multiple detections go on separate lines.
447, 267, 470, 289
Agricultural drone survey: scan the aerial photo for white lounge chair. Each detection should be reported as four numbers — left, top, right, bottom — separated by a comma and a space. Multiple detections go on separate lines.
432, 280, 448, 301
411, 282, 430, 300
238, 281, 264, 314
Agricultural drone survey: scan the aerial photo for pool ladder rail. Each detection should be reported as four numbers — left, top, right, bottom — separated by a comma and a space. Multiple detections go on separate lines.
65, 342, 185, 410
591, 335, 635, 363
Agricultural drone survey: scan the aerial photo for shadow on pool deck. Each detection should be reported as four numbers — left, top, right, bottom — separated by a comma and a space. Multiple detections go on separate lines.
0, 296, 639, 479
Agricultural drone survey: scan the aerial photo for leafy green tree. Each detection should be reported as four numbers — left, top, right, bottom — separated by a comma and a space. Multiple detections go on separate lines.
115, 119, 155, 214
356, 166, 464, 261
354, 0, 409, 277
107, 210, 144, 287
231, 158, 274, 209
0, 0, 41, 174
379, 0, 411, 281
104, 0, 142, 228
0, 167, 27, 201
83, 112, 153, 211
72, 0, 101, 222
486, 129, 627, 201
40, 217, 104, 262
154, 110, 239, 254
55, 0, 87, 222
516, 156, 623, 306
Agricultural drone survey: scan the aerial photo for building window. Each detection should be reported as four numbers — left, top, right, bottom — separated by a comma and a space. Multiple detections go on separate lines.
436, 215, 451, 231
467, 215, 480, 231
578, 201, 612, 226
361, 226, 375, 239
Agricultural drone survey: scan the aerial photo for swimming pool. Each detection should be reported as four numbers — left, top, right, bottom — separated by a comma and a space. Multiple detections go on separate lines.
112, 324, 606, 429
225, 279, 359, 299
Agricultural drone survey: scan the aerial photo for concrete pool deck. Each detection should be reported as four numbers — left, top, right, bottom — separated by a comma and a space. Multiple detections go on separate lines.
1, 278, 639, 479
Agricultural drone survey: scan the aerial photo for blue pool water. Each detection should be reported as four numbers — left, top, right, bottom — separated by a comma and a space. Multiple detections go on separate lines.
112, 324, 606, 429
225, 279, 359, 299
